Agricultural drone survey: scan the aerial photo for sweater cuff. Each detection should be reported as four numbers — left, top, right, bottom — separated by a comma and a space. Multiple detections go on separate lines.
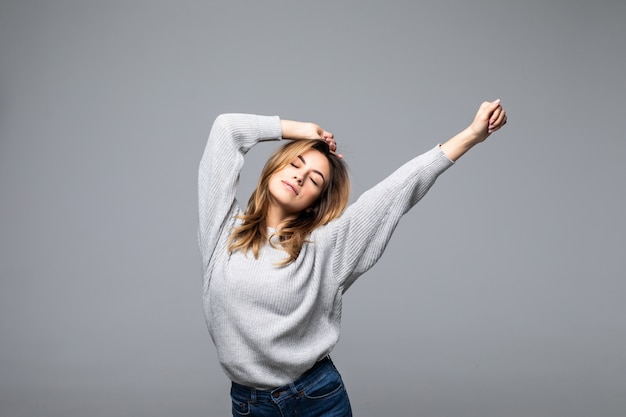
437, 144, 456, 164
257, 115, 283, 142
427, 144, 455, 174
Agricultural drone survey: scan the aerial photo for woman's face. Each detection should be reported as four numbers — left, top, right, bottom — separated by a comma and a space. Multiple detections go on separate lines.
268, 148, 331, 217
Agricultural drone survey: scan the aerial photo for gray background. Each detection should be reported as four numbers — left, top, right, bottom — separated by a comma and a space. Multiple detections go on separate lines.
1, 1, 624, 416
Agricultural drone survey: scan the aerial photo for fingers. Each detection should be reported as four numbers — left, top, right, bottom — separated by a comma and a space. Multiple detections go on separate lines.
475, 99, 501, 126
322, 132, 343, 158
479, 98, 500, 115
322, 132, 335, 148
488, 102, 507, 133
323, 135, 337, 152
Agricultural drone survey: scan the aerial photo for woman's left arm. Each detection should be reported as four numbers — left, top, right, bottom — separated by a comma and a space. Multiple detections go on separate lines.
327, 100, 507, 291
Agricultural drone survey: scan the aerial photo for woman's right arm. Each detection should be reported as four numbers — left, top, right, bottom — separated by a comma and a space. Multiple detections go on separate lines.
197, 114, 282, 273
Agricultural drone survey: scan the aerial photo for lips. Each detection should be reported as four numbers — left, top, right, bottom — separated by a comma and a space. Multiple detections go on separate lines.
281, 180, 299, 195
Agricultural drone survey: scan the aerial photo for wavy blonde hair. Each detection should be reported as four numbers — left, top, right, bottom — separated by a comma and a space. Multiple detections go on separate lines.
228, 139, 350, 265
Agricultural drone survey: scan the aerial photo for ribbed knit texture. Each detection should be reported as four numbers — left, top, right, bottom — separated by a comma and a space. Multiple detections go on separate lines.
198, 114, 454, 389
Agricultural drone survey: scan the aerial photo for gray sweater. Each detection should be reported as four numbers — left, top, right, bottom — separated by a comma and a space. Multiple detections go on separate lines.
198, 114, 454, 389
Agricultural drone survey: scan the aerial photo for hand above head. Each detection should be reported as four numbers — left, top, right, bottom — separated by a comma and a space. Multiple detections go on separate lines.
321, 132, 342, 158
280, 119, 342, 158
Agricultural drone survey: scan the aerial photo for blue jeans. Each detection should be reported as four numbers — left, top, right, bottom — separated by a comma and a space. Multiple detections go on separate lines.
230, 357, 352, 417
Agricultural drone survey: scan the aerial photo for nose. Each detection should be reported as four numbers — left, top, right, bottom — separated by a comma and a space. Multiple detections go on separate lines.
293, 175, 302, 185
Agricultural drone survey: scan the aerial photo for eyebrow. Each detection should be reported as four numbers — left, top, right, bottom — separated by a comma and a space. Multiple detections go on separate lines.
298, 155, 325, 182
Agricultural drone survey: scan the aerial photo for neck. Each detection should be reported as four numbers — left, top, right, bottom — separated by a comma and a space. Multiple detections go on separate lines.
266, 205, 297, 229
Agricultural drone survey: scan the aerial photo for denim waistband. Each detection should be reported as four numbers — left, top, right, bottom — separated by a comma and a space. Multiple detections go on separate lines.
231, 356, 335, 402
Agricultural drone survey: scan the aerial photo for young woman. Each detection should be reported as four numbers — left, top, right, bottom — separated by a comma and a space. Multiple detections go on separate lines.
198, 100, 507, 416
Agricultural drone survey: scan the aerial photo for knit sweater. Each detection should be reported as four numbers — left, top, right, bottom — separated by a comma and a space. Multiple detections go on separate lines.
198, 114, 454, 389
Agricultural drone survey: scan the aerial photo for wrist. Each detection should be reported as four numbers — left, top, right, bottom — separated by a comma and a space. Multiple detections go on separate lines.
463, 126, 488, 145
280, 120, 320, 140
465, 124, 491, 145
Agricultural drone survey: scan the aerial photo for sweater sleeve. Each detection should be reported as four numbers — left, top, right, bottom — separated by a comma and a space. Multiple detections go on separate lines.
328, 145, 454, 292
197, 113, 282, 277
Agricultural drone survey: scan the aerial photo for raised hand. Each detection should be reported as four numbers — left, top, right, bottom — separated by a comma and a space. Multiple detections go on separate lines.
439, 99, 508, 161
468, 99, 508, 142
280, 120, 342, 158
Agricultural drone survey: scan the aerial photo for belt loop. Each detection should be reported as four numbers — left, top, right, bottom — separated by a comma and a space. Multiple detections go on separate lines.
250, 388, 257, 403
289, 382, 298, 395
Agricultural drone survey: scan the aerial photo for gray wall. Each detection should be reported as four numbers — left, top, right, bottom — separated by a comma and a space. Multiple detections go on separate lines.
1, 1, 624, 416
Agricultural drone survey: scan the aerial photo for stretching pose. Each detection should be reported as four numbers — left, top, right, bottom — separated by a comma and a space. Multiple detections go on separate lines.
198, 100, 507, 416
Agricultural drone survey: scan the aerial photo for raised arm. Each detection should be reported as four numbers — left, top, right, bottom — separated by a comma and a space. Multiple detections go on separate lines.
440, 99, 508, 161
197, 114, 282, 274
326, 100, 507, 291
280, 120, 341, 157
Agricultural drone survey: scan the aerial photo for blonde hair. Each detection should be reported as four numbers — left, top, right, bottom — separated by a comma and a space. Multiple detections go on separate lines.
228, 139, 350, 265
